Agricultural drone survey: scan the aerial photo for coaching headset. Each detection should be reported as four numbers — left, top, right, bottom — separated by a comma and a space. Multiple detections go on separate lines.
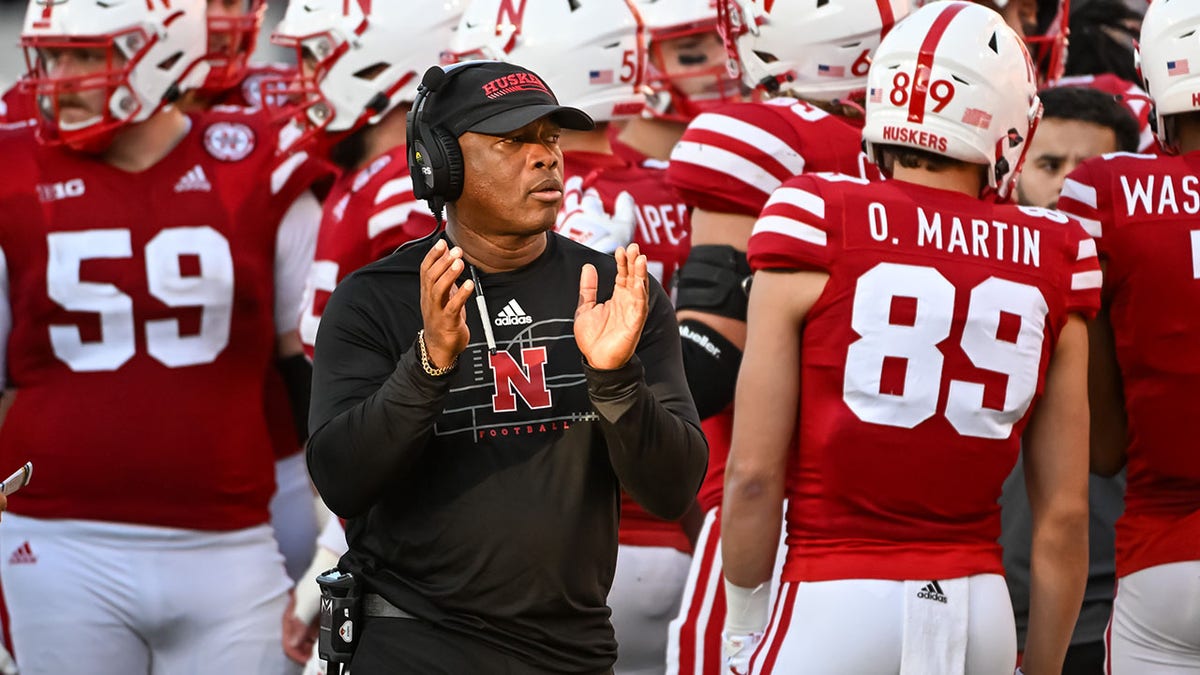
406, 61, 495, 223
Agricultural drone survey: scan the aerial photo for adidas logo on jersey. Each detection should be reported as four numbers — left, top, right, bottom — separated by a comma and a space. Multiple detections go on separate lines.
917, 580, 948, 604
495, 299, 533, 326
8, 541, 36, 565
174, 165, 212, 193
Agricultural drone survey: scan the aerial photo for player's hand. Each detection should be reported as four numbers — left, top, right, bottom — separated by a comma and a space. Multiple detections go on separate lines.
722, 630, 763, 674
575, 243, 649, 370
419, 239, 474, 369
282, 590, 320, 664
558, 189, 637, 254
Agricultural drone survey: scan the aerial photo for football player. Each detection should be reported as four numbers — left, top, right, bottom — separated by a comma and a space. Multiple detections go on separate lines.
268, 1, 462, 669
0, 1, 321, 672
662, 2, 909, 672
1057, 0, 1200, 670
723, 2, 1096, 673
1002, 83, 1139, 675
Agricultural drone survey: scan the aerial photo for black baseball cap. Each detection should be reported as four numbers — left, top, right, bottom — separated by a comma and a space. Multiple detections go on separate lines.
422, 61, 595, 137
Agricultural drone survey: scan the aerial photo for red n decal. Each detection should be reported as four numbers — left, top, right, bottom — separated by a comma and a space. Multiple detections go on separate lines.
495, 0, 528, 52
490, 347, 553, 412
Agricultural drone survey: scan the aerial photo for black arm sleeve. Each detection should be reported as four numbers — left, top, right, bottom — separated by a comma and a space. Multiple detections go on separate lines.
586, 282, 708, 520
678, 319, 742, 419
306, 277, 449, 518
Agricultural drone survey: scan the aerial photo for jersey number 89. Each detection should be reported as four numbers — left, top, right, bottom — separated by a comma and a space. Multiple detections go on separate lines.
843, 262, 1048, 439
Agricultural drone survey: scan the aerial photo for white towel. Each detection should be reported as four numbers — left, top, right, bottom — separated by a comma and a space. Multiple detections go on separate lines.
900, 577, 969, 675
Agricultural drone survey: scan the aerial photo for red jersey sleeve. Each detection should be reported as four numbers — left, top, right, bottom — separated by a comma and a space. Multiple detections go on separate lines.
364, 173, 438, 259
667, 101, 813, 217
747, 173, 848, 273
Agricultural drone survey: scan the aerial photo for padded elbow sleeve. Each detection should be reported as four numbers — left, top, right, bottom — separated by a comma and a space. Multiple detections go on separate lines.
679, 319, 742, 419
674, 245, 752, 321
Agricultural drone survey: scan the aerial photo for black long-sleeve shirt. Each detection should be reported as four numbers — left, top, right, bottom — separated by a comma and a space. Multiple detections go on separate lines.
308, 231, 707, 673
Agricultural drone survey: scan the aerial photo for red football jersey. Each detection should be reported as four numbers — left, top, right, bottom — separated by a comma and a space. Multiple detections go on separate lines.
299, 145, 437, 358
1058, 151, 1200, 577
0, 79, 37, 126
585, 158, 692, 288
748, 173, 1100, 582
666, 98, 877, 218
0, 108, 318, 531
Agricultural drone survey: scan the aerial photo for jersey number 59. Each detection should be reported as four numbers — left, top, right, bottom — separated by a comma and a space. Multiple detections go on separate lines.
47, 227, 235, 372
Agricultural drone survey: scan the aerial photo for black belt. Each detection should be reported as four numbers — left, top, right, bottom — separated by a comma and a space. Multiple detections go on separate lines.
363, 593, 417, 620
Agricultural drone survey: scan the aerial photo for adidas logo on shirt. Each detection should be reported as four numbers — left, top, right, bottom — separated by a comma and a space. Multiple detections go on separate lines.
174, 165, 213, 193
495, 299, 533, 326
8, 541, 36, 565
917, 580, 948, 604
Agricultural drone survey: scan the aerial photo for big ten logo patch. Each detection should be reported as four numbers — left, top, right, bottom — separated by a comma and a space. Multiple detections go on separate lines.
489, 346, 552, 412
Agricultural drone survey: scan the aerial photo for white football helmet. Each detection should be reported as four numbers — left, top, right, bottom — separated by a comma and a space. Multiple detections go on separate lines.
20, 0, 209, 152
201, 0, 267, 95
1137, 0, 1200, 152
269, 0, 465, 150
632, 0, 743, 123
447, 0, 646, 122
718, 0, 912, 102
862, 1, 1042, 201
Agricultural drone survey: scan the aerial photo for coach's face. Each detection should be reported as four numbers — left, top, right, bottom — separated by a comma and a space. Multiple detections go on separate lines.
456, 117, 565, 237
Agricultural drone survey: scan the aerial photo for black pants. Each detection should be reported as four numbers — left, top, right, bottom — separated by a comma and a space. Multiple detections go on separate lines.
349, 617, 614, 675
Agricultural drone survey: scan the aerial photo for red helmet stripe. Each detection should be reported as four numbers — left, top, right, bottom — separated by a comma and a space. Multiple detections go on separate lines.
907, 1, 968, 124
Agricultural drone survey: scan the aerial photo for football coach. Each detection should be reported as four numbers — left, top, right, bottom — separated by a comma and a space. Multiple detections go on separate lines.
307, 60, 707, 674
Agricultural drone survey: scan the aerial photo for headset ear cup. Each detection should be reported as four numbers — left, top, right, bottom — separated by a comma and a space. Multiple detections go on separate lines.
431, 126, 465, 201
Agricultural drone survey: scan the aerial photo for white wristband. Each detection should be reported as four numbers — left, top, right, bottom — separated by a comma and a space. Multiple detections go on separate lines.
723, 579, 771, 635
293, 546, 342, 623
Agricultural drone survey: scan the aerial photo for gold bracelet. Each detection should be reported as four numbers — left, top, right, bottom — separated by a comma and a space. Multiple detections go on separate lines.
417, 330, 456, 377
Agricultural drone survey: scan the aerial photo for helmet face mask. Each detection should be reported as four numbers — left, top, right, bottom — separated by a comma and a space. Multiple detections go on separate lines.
20, 0, 209, 153
266, 1, 463, 156
201, 0, 266, 95
861, 0, 1043, 201
633, 0, 742, 123
642, 20, 741, 122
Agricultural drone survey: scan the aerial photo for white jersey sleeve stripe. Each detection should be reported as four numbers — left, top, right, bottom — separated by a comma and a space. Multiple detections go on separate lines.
1076, 238, 1098, 261
685, 113, 807, 175
271, 151, 309, 196
670, 142, 786, 196
764, 187, 826, 220
752, 215, 828, 248
1074, 216, 1102, 237
368, 202, 424, 239
1060, 178, 1097, 209
375, 176, 415, 205
1071, 270, 1103, 291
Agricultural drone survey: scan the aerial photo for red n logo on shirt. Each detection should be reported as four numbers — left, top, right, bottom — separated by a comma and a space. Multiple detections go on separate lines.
490, 347, 552, 412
